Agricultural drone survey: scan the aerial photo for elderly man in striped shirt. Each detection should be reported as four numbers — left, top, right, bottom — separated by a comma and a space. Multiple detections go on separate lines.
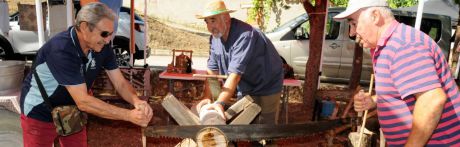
334, 0, 460, 146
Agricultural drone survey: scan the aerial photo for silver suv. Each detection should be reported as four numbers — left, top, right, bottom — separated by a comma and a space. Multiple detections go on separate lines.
267, 7, 451, 83
1, 5, 149, 66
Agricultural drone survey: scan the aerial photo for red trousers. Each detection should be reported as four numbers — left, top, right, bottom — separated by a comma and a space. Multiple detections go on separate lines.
20, 114, 87, 147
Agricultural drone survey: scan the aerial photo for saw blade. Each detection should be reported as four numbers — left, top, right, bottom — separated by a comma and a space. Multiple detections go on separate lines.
145, 120, 342, 141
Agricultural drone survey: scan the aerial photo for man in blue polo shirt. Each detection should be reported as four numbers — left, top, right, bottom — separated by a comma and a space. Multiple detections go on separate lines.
19, 3, 152, 147
195, 0, 283, 125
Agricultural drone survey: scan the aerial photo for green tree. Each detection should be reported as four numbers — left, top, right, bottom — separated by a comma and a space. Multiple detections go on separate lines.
249, 0, 290, 31
387, 0, 417, 8
299, 0, 327, 120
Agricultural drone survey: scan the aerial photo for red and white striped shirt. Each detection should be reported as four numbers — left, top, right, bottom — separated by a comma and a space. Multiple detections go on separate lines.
372, 20, 460, 146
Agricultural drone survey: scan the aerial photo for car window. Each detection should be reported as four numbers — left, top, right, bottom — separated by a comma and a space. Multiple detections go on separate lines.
300, 21, 310, 38
347, 15, 442, 42
326, 12, 340, 39
395, 16, 441, 42
120, 7, 143, 21
293, 12, 340, 40
9, 12, 19, 21
270, 14, 307, 33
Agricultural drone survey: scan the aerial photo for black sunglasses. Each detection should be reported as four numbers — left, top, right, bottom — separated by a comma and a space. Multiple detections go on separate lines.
80, 21, 113, 38
100, 31, 113, 38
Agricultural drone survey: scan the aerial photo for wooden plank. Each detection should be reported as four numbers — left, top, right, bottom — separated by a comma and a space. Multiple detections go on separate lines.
175, 138, 197, 147
161, 93, 200, 125
224, 95, 254, 119
229, 103, 261, 125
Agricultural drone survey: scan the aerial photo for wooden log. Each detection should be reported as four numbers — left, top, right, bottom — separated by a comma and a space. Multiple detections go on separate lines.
224, 95, 254, 119
199, 109, 226, 125
229, 103, 261, 125
162, 93, 200, 125
196, 127, 228, 147
175, 138, 197, 147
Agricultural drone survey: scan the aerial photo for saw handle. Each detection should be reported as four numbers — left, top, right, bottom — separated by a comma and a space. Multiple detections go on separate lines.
358, 74, 374, 147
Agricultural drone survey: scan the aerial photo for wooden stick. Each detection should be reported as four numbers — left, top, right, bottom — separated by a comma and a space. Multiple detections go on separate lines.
142, 127, 146, 147
379, 128, 386, 147
358, 74, 374, 147
193, 74, 228, 79
136, 104, 147, 147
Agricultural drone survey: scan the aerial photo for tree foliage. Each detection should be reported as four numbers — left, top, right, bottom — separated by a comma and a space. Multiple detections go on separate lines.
387, 0, 417, 8
249, 0, 290, 31
248, 0, 418, 30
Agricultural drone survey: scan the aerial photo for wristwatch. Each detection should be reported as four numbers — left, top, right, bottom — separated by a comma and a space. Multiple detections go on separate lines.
213, 101, 226, 107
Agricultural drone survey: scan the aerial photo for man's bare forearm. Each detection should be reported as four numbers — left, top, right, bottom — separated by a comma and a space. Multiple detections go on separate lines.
216, 73, 240, 103
76, 95, 130, 121
106, 69, 143, 105
113, 79, 142, 105
405, 88, 446, 147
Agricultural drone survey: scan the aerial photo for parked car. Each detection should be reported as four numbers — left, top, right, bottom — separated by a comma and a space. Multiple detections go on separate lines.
0, 4, 150, 66
267, 7, 452, 83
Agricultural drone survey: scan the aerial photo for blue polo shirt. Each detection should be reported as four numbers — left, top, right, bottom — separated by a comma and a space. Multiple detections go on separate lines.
207, 18, 283, 97
20, 27, 118, 122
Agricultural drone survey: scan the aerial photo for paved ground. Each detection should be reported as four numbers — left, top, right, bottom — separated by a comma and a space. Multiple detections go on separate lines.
0, 109, 22, 147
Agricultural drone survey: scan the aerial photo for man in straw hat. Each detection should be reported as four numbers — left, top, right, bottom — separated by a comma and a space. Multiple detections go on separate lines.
195, 0, 284, 125
334, 0, 460, 146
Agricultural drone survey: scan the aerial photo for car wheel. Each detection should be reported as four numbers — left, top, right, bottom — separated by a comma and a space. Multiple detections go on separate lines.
0, 39, 20, 60
112, 41, 135, 67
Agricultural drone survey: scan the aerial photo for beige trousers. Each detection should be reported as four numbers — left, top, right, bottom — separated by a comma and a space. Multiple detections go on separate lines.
251, 92, 281, 124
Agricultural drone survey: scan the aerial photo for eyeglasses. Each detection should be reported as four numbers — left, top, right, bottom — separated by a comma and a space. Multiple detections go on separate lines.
95, 26, 113, 38
91, 23, 113, 38
100, 30, 113, 38
79, 21, 113, 38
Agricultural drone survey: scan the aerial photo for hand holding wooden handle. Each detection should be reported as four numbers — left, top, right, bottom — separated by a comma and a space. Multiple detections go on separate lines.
358, 74, 374, 147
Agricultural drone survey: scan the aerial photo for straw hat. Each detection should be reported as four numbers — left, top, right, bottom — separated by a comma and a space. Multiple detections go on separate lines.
196, 0, 236, 19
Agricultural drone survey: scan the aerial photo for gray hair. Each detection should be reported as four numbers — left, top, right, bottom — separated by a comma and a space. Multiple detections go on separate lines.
363, 6, 395, 20
75, 2, 116, 31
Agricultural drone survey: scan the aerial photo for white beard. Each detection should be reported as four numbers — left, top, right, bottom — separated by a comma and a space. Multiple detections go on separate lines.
212, 32, 223, 39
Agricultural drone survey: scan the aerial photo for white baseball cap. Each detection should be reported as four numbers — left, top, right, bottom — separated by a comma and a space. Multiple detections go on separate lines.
333, 0, 388, 20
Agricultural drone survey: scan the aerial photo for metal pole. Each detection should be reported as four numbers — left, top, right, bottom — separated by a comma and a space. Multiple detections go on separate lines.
36, 0, 45, 46
414, 0, 425, 30
144, 0, 148, 66
66, 0, 73, 27
130, 0, 135, 67
0, 0, 9, 35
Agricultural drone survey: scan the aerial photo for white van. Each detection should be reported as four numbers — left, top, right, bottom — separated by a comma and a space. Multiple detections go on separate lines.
267, 7, 452, 83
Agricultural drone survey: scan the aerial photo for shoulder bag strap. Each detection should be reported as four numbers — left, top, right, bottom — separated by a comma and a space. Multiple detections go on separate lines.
32, 60, 54, 110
